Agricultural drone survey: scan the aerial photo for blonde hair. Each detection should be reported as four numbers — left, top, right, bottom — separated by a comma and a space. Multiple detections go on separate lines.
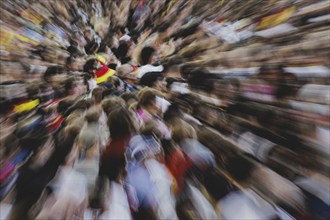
85, 108, 101, 123
101, 96, 126, 115
170, 118, 197, 143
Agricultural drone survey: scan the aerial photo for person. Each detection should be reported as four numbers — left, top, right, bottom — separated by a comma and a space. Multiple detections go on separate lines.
98, 107, 135, 187
8, 112, 84, 220
218, 155, 278, 220
74, 109, 101, 201
43, 66, 67, 99
137, 46, 164, 79
114, 41, 132, 64
83, 58, 115, 85
106, 75, 124, 96
139, 71, 166, 92
85, 41, 100, 56
116, 64, 140, 91
161, 139, 193, 194
65, 56, 81, 73
136, 88, 170, 139
35, 119, 88, 220
125, 134, 178, 220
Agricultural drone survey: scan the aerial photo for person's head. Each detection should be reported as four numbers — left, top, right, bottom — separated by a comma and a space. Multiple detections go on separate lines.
140, 119, 163, 140
170, 118, 197, 143
107, 107, 135, 139
75, 75, 89, 95
85, 41, 100, 55
140, 72, 165, 91
65, 99, 92, 116
91, 87, 104, 104
64, 77, 79, 96
120, 93, 138, 106
84, 29, 94, 42
107, 75, 122, 90
83, 58, 101, 74
101, 96, 126, 115
226, 155, 255, 185
163, 103, 183, 123
116, 64, 138, 84
67, 45, 81, 57
85, 109, 100, 124
43, 65, 67, 88
138, 88, 159, 116
66, 56, 79, 71
115, 41, 129, 60
140, 46, 155, 65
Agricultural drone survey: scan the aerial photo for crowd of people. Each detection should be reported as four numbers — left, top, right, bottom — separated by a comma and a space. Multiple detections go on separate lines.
0, 0, 329, 219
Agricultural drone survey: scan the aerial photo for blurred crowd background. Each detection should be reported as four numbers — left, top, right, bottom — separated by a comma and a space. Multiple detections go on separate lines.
0, 0, 329, 219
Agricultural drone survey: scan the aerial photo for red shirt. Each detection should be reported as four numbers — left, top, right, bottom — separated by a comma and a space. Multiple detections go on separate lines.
166, 147, 192, 192
102, 136, 131, 159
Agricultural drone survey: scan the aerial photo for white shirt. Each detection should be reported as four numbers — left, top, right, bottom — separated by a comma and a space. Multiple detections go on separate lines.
137, 64, 164, 78
218, 189, 277, 220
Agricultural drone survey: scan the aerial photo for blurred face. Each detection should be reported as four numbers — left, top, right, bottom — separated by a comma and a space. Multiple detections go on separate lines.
153, 79, 166, 92
49, 74, 67, 88
150, 50, 160, 64
148, 98, 160, 116
76, 78, 87, 95
67, 58, 80, 71
84, 31, 93, 42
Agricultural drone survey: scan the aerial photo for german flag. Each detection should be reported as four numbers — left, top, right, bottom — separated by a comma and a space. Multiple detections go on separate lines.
13, 99, 40, 113
95, 53, 108, 65
95, 65, 116, 84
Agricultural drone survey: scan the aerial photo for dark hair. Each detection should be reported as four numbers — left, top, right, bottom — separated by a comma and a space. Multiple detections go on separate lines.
108, 63, 117, 70
180, 64, 198, 79
107, 107, 134, 139
66, 56, 76, 67
163, 103, 183, 122
172, 22, 199, 40
84, 72, 94, 80
83, 59, 98, 73
67, 45, 80, 57
115, 42, 129, 60
140, 46, 155, 65
226, 155, 255, 183
0, 98, 11, 115
57, 100, 73, 115
64, 78, 77, 95
161, 139, 176, 159
139, 72, 163, 87
64, 99, 92, 116
43, 66, 66, 83
85, 41, 100, 55
98, 42, 108, 53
